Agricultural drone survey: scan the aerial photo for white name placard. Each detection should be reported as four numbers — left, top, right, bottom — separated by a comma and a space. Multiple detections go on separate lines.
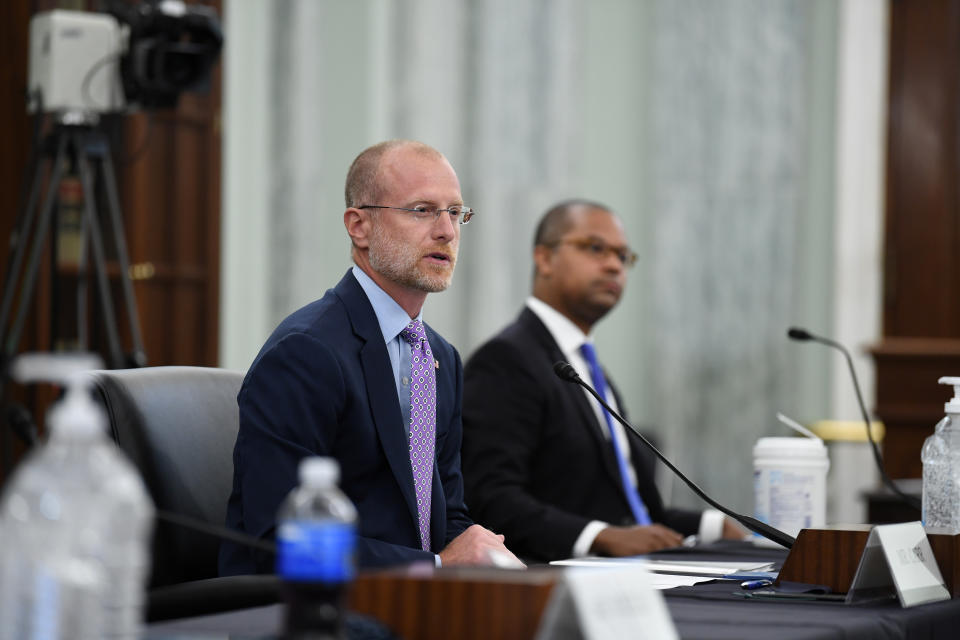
847, 521, 949, 608
535, 564, 678, 640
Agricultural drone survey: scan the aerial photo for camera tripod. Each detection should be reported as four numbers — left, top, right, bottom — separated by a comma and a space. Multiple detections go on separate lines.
0, 121, 147, 473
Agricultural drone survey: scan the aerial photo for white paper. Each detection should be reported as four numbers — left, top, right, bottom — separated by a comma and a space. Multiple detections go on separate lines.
643, 560, 773, 576
647, 573, 714, 590
550, 557, 771, 577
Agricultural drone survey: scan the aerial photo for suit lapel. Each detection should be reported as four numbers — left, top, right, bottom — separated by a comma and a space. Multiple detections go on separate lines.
517, 308, 628, 494
335, 272, 420, 531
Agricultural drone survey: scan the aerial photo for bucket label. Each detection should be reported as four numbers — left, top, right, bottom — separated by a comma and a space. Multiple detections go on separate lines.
754, 468, 823, 537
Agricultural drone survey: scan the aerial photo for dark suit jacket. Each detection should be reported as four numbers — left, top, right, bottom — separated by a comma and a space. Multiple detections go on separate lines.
461, 307, 700, 562
219, 271, 472, 575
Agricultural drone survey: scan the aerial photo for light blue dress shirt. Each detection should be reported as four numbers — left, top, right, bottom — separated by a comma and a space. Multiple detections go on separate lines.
351, 266, 418, 433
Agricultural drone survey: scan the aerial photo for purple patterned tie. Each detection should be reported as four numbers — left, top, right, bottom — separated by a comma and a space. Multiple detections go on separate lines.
400, 319, 436, 551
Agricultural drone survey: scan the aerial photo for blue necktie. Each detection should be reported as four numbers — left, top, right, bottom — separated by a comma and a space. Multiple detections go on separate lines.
579, 342, 652, 526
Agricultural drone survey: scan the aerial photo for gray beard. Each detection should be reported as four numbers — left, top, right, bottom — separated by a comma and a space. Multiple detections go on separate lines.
367, 227, 456, 293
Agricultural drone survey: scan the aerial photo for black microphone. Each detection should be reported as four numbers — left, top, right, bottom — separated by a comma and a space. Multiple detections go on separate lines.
786, 327, 921, 510
552, 362, 796, 549
787, 327, 813, 341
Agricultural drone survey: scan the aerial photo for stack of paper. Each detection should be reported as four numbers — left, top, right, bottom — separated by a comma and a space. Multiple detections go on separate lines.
549, 558, 776, 590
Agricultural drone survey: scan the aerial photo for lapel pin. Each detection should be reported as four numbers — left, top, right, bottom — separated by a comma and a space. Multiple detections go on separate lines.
434, 359, 440, 370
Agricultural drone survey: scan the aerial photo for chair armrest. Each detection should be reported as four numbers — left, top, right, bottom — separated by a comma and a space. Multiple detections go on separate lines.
147, 574, 281, 621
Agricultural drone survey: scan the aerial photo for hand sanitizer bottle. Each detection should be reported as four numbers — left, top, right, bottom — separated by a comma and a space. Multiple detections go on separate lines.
921, 377, 960, 533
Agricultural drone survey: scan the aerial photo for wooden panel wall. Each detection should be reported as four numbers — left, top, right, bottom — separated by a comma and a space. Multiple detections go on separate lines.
875, 0, 960, 479
0, 0, 36, 484
117, 64, 223, 367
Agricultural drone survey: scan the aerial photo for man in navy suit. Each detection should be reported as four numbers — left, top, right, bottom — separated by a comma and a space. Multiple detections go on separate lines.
461, 201, 744, 562
220, 140, 521, 573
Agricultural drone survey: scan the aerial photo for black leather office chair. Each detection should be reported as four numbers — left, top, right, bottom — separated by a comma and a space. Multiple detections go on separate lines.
86, 366, 279, 621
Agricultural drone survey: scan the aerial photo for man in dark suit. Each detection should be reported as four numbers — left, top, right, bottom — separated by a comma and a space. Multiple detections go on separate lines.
462, 200, 742, 562
220, 140, 521, 574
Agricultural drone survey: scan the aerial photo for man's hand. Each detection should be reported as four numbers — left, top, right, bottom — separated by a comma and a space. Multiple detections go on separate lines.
590, 524, 684, 556
721, 517, 749, 540
439, 524, 526, 568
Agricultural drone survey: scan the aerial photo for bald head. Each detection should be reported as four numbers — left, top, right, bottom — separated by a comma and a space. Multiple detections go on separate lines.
533, 199, 613, 249
345, 140, 446, 208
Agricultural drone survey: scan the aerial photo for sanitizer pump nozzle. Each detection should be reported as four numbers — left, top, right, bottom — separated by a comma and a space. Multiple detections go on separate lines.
940, 377, 960, 416
10, 352, 105, 440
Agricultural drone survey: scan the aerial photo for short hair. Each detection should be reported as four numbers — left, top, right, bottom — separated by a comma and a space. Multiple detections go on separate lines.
533, 199, 613, 247
344, 140, 443, 208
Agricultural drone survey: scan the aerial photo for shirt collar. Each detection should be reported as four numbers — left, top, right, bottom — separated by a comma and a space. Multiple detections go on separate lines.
352, 265, 421, 343
525, 296, 592, 358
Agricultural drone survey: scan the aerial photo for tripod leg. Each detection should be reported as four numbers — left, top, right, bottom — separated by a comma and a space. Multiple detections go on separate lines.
76, 191, 89, 351
0, 132, 64, 351
0, 125, 56, 480
74, 132, 124, 369
97, 134, 146, 367
3, 135, 70, 358
1, 127, 43, 345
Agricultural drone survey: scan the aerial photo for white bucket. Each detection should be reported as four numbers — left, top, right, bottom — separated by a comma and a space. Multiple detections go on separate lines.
753, 437, 830, 542
809, 420, 884, 525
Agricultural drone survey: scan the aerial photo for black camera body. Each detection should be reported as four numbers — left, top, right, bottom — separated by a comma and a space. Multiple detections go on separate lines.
110, 1, 223, 109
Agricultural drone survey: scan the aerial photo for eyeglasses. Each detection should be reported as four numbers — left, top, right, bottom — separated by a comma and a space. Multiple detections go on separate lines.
357, 204, 475, 225
546, 237, 638, 267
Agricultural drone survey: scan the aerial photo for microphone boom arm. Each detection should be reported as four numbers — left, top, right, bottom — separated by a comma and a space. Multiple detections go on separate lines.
156, 509, 277, 555
787, 327, 921, 511
553, 362, 795, 549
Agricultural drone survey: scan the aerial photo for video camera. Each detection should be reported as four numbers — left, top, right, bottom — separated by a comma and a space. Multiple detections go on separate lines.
28, 0, 223, 115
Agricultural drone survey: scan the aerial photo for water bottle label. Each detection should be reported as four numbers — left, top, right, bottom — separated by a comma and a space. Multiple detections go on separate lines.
277, 521, 356, 583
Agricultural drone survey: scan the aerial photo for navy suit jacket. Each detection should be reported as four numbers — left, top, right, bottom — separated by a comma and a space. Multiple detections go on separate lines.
219, 271, 472, 575
462, 308, 701, 562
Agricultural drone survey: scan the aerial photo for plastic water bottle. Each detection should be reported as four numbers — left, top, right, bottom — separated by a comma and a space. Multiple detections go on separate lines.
90, 418, 155, 638
0, 355, 154, 640
0, 457, 104, 640
0, 381, 107, 639
922, 376, 960, 533
277, 457, 358, 639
